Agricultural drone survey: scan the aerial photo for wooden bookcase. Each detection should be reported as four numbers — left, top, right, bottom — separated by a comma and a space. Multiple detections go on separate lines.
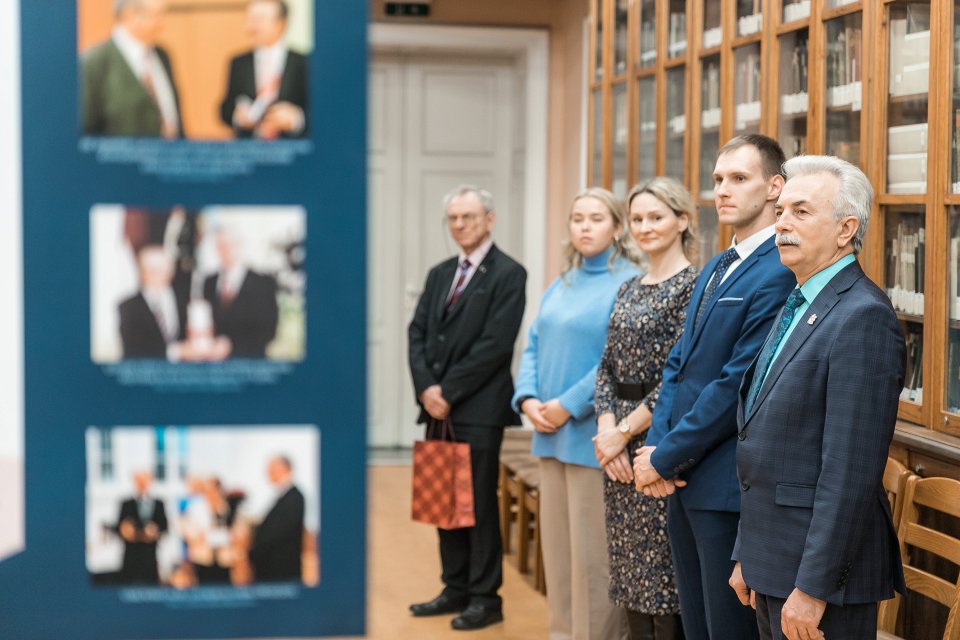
589, 0, 960, 445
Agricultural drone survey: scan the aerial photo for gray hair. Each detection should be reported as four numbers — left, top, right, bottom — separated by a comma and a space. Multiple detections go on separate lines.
782, 155, 872, 254
442, 185, 495, 215
114, 0, 143, 15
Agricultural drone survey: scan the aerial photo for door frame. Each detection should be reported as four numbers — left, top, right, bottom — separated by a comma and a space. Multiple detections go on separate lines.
368, 23, 549, 302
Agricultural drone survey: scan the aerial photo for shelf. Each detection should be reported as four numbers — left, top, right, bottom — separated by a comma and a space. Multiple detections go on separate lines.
897, 312, 925, 325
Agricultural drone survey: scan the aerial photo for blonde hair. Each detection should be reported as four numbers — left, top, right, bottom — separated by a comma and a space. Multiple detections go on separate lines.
561, 187, 643, 277
627, 177, 698, 262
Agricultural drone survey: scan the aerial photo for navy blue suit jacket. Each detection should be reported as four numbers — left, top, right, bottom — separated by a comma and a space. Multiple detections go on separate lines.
647, 234, 795, 511
733, 260, 906, 605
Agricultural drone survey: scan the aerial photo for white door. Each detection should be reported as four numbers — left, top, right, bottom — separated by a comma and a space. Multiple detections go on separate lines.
367, 52, 525, 448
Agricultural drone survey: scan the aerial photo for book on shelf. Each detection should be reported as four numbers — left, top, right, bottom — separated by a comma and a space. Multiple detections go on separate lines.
886, 217, 925, 316
668, 12, 686, 57
901, 328, 923, 404
949, 337, 960, 415
736, 50, 761, 105
704, 61, 721, 110
951, 236, 960, 321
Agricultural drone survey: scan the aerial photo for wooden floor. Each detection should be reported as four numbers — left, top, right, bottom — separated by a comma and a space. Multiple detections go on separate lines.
332, 463, 550, 640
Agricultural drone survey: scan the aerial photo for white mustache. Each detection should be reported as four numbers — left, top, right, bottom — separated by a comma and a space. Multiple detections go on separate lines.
776, 233, 800, 247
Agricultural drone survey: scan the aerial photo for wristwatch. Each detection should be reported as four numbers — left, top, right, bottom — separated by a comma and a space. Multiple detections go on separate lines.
617, 418, 631, 441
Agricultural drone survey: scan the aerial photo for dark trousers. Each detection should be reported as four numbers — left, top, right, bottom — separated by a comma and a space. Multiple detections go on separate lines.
437, 423, 504, 609
755, 593, 877, 640
667, 498, 759, 640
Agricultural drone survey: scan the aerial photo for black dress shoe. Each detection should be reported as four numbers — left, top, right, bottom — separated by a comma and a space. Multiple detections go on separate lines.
451, 604, 504, 630
409, 593, 468, 617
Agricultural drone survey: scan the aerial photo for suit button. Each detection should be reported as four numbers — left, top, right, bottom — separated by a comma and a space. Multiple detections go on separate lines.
438, 334, 445, 342
741, 482, 750, 491
432, 362, 441, 371
677, 374, 684, 382
738, 430, 747, 441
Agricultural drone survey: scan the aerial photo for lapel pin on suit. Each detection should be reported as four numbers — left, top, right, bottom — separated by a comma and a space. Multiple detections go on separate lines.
479, 265, 487, 274
807, 314, 817, 325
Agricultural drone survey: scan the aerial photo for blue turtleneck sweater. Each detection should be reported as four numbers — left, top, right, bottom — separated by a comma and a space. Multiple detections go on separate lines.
512, 247, 641, 468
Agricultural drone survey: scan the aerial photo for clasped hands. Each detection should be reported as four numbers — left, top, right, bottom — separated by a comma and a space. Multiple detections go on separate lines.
420, 384, 450, 420
729, 562, 826, 640
631, 446, 686, 497
520, 398, 572, 434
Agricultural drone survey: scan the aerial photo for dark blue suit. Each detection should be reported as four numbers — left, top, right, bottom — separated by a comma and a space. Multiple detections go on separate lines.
646, 234, 795, 639
734, 260, 905, 638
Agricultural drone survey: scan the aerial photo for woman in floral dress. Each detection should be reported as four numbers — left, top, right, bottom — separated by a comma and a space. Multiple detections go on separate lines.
594, 177, 699, 640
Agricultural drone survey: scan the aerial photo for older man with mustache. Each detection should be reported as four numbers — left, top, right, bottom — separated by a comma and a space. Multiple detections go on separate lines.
729, 155, 906, 640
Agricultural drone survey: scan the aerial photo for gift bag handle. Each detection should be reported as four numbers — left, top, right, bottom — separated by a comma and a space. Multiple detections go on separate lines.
427, 417, 457, 441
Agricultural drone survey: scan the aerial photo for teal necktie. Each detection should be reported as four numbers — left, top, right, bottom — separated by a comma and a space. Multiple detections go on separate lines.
744, 288, 806, 416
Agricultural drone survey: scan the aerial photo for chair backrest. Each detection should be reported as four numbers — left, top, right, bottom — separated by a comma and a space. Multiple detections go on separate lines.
877, 475, 960, 640
883, 457, 912, 531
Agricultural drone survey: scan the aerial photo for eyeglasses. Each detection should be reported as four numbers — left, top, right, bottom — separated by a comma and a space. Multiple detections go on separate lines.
445, 213, 484, 225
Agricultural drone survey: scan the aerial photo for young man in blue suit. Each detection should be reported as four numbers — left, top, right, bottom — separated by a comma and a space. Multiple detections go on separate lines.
729, 156, 905, 640
633, 134, 796, 639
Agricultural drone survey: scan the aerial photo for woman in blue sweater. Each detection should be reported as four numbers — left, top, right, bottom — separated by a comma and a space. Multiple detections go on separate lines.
513, 187, 642, 639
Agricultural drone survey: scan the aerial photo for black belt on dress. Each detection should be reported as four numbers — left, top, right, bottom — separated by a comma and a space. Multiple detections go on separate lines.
615, 380, 659, 401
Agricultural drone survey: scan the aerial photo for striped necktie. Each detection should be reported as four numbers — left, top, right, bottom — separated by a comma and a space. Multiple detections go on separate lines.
447, 259, 472, 308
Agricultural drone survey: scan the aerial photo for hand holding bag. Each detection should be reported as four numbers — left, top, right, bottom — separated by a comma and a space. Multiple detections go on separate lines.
411, 418, 476, 529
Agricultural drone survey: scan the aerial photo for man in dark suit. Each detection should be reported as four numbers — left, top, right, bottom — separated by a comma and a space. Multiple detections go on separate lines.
219, 0, 308, 139
81, 0, 182, 138
729, 156, 905, 640
633, 135, 796, 639
202, 228, 279, 358
119, 245, 188, 359
249, 456, 305, 582
407, 185, 526, 630
117, 471, 168, 584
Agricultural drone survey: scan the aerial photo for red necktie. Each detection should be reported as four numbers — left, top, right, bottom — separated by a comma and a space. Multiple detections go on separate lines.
447, 259, 472, 308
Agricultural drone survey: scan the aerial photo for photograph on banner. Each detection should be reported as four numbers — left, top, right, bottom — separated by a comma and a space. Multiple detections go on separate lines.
77, 0, 313, 140
85, 425, 320, 589
90, 204, 306, 363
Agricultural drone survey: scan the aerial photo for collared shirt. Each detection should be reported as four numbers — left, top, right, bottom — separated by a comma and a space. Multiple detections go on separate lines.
112, 26, 179, 133
720, 224, 777, 285
219, 265, 248, 300
245, 40, 304, 134
761, 252, 857, 387
142, 286, 180, 343
446, 236, 494, 302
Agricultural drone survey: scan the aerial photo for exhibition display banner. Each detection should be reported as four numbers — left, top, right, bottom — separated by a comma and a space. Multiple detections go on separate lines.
1, 1, 367, 637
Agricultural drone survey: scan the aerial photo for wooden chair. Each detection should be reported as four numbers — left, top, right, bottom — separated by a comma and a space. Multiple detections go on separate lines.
498, 430, 534, 553
883, 457, 913, 532
877, 475, 960, 640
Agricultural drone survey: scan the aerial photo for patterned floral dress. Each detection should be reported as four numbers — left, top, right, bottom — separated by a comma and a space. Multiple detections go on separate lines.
595, 265, 698, 614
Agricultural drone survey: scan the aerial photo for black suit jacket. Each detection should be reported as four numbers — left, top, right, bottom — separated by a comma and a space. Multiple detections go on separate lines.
408, 244, 526, 427
219, 49, 308, 137
734, 261, 906, 605
117, 497, 168, 584
203, 271, 279, 358
250, 485, 305, 582
118, 290, 188, 359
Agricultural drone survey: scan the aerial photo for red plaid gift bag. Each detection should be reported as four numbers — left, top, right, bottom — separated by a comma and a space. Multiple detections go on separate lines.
411, 418, 475, 530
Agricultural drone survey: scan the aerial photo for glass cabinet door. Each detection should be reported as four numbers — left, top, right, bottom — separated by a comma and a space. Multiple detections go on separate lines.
697, 206, 719, 268
615, 0, 629, 76
737, 0, 763, 38
782, 0, 810, 23
667, 0, 686, 59
952, 1, 960, 193
639, 0, 657, 69
700, 54, 721, 200
666, 67, 686, 181
703, 0, 722, 49
884, 206, 926, 405
824, 13, 863, 165
886, 2, 930, 195
594, 0, 604, 83
947, 208, 960, 415
734, 44, 762, 134
637, 76, 656, 181
592, 88, 603, 186
779, 29, 809, 158
612, 83, 628, 197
